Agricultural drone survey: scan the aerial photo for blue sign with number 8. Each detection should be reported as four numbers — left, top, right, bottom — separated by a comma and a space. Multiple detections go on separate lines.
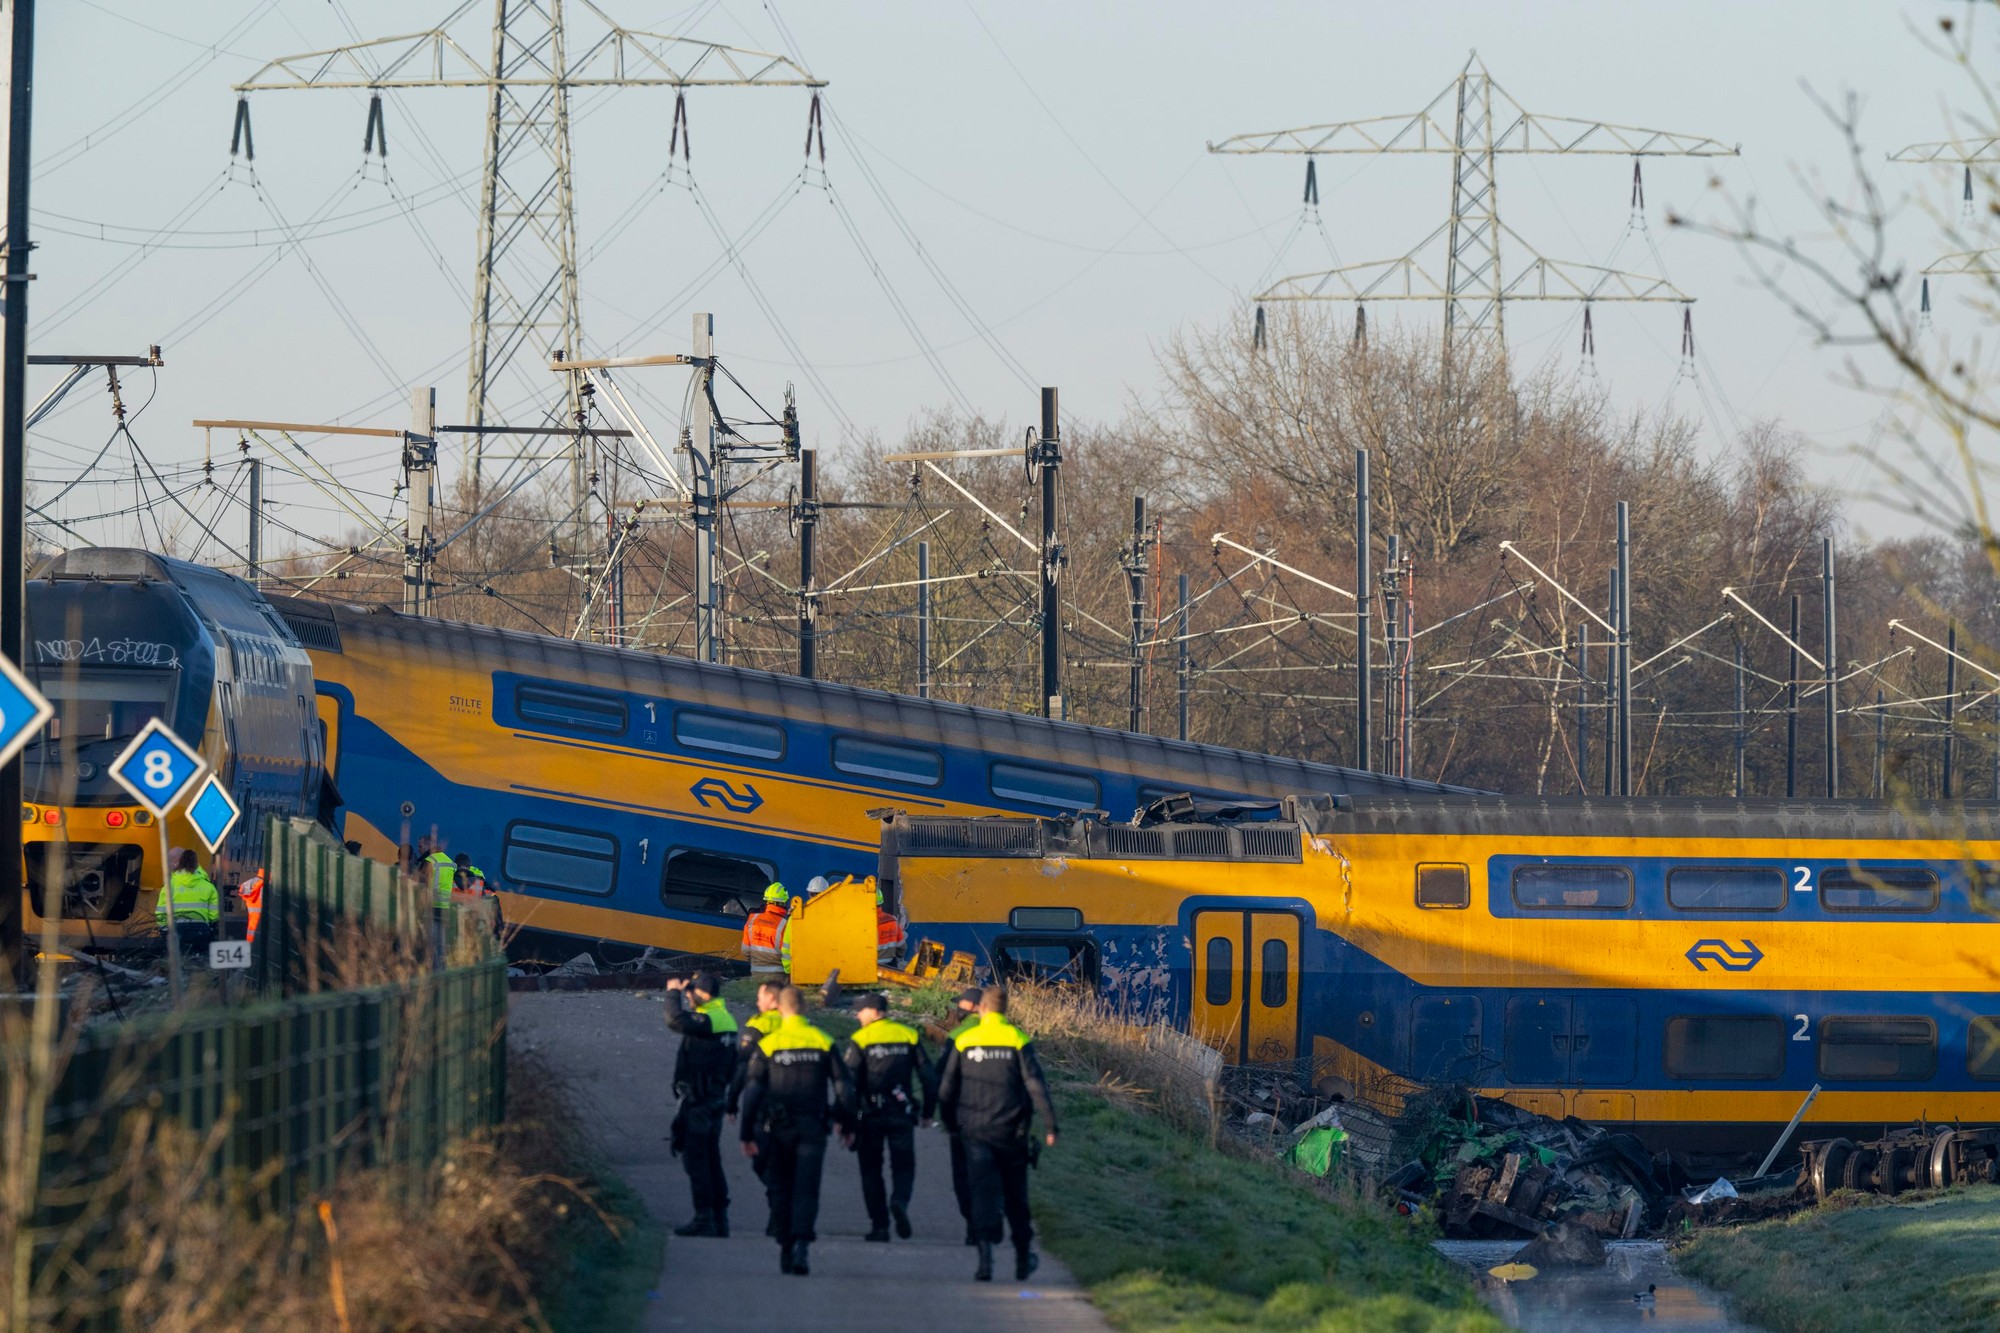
109, 719, 207, 817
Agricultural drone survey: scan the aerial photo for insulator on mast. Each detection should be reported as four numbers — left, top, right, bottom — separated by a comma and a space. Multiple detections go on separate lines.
1304, 158, 1319, 207
230, 96, 254, 161
1253, 304, 1267, 350
1679, 304, 1696, 362
1581, 304, 1595, 359
1353, 303, 1367, 349
363, 93, 387, 158
804, 91, 825, 162
1630, 158, 1644, 212
670, 90, 690, 162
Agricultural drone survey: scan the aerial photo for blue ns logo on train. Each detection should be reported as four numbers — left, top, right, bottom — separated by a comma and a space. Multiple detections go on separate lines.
1685, 939, 1763, 972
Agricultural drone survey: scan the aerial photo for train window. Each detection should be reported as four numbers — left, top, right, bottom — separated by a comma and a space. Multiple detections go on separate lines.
991, 936, 1098, 986
1969, 1018, 2000, 1080
832, 735, 942, 787
1510, 864, 1633, 910
1010, 906, 1084, 932
1819, 1017, 1936, 1081
674, 710, 785, 760
659, 847, 777, 918
1259, 938, 1289, 1008
1416, 863, 1471, 909
1204, 937, 1233, 1006
1663, 1015, 1786, 1079
515, 683, 627, 736
989, 762, 1101, 811
1667, 866, 1785, 912
502, 822, 618, 897
1819, 867, 1939, 913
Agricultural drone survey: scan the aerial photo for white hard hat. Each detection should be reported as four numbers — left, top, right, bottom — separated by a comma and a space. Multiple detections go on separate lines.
806, 875, 830, 896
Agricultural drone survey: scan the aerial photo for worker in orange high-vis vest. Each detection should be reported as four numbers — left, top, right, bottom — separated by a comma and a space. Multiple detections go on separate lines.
742, 883, 790, 972
237, 868, 266, 944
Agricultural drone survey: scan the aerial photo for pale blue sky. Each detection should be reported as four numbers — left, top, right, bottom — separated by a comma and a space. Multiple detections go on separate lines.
22, 0, 1988, 557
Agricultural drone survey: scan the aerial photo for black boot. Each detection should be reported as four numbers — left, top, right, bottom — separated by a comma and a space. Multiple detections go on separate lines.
864, 1226, 890, 1242
673, 1211, 717, 1237
1015, 1247, 1039, 1282
891, 1202, 912, 1239
713, 1209, 730, 1238
789, 1241, 811, 1276
779, 1240, 795, 1274
974, 1241, 994, 1282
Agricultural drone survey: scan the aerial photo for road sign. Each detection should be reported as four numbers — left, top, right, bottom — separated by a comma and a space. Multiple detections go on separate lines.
208, 940, 251, 970
185, 773, 241, 854
108, 718, 207, 817
0, 651, 52, 769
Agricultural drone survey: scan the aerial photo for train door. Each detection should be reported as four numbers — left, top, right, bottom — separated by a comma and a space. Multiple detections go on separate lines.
1503, 994, 1639, 1115
1190, 910, 1300, 1064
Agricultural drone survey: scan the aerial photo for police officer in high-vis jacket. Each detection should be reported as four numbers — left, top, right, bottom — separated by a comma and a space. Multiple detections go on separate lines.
738, 985, 855, 1276
841, 992, 936, 1242
665, 971, 739, 1237
936, 986, 1058, 1283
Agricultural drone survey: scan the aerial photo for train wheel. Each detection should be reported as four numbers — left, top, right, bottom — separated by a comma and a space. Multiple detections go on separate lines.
1881, 1143, 1912, 1195
1929, 1128, 1958, 1190
1843, 1146, 1877, 1194
1811, 1138, 1853, 1202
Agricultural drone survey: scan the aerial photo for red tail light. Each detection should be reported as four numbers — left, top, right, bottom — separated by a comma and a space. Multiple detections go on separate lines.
40, 809, 59, 825
105, 810, 128, 829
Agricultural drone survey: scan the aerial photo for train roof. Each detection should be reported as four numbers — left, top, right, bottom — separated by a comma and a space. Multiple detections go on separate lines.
280, 595, 1472, 799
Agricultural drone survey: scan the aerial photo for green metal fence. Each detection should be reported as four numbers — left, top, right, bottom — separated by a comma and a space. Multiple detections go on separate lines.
31, 818, 508, 1218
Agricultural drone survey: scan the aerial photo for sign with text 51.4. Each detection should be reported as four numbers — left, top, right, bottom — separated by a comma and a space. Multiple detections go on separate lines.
208, 940, 251, 970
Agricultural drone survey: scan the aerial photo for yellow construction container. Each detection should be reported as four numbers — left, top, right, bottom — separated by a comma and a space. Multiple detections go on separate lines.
783, 875, 878, 986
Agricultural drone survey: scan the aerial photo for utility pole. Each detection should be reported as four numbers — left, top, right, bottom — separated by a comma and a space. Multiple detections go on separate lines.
1822, 537, 1838, 798
1177, 572, 1191, 742
692, 313, 719, 663
246, 457, 264, 588
1209, 53, 1734, 357
1616, 501, 1632, 797
1733, 638, 1746, 799
403, 386, 437, 616
0, 0, 34, 971
917, 540, 932, 700
1875, 689, 1886, 800
1034, 387, 1063, 720
1354, 448, 1372, 771
1786, 595, 1800, 800
1125, 495, 1148, 733
1602, 574, 1617, 797
1943, 622, 1958, 799
797, 447, 817, 678
233, 9, 822, 484
1577, 622, 1589, 795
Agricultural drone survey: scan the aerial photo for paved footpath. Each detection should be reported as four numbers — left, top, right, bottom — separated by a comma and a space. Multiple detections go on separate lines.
511, 991, 1108, 1332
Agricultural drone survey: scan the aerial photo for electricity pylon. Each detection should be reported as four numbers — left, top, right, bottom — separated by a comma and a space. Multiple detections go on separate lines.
233, 0, 823, 482
1209, 51, 1737, 356
1890, 137, 2000, 279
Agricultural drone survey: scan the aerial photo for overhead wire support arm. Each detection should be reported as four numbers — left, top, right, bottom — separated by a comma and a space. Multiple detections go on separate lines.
1723, 587, 1824, 670
1209, 533, 1356, 602
1497, 541, 1616, 635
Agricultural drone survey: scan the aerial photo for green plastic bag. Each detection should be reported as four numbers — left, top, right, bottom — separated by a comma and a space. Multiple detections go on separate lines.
1284, 1125, 1349, 1177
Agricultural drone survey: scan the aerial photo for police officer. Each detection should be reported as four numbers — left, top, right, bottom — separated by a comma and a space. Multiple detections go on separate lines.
842, 992, 935, 1242
728, 979, 786, 1236
665, 971, 738, 1237
936, 986, 1058, 1283
738, 985, 855, 1276
940, 986, 984, 1244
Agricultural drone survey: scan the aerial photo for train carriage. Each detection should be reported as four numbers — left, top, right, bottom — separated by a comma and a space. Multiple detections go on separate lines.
878, 795, 2000, 1161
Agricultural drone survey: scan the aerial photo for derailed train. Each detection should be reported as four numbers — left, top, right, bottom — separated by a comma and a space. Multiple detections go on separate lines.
877, 796, 2000, 1160
19, 548, 1450, 948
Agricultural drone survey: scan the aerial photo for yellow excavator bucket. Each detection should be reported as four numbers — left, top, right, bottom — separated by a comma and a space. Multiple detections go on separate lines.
784, 875, 878, 986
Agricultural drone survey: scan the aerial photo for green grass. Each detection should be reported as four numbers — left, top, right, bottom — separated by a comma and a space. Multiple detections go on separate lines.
538, 1145, 668, 1333
1679, 1186, 2000, 1333
1030, 1081, 1503, 1332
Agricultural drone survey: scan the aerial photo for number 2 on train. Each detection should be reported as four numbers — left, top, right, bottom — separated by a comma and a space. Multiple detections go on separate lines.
1793, 865, 1812, 893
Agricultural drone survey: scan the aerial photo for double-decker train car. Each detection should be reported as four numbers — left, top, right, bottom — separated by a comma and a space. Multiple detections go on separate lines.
273, 595, 1460, 963
21, 549, 328, 943
878, 795, 2000, 1160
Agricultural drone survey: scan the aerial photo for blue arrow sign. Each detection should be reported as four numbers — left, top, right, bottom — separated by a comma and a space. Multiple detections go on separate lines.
0, 652, 52, 770
1685, 938, 1764, 973
185, 773, 242, 854
690, 776, 764, 814
109, 718, 208, 817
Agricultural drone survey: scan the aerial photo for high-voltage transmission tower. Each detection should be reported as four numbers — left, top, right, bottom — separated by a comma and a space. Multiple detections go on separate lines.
1890, 137, 2000, 285
1209, 52, 1737, 356
232, 0, 823, 483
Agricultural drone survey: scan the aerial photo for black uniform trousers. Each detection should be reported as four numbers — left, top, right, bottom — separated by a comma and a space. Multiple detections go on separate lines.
962, 1135, 1032, 1248
948, 1130, 972, 1225
764, 1121, 831, 1245
855, 1116, 917, 1228
678, 1099, 730, 1216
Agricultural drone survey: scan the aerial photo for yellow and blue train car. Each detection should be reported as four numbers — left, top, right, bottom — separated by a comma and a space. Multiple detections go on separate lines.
274, 597, 1455, 963
879, 796, 2000, 1158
